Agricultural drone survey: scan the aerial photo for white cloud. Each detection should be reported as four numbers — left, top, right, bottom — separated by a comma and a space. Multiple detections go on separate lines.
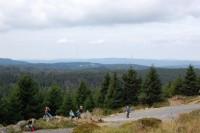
0, 0, 200, 60
0, 0, 200, 31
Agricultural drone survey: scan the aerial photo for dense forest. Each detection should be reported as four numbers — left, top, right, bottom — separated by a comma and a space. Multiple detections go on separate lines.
0, 65, 200, 125
1, 65, 200, 97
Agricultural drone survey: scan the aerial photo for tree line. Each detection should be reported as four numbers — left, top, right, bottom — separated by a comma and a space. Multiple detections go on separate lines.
0, 65, 200, 125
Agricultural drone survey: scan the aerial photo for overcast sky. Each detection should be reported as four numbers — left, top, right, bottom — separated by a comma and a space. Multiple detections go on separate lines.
0, 0, 200, 60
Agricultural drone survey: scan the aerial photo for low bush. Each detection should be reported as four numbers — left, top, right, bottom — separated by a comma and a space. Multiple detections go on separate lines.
73, 123, 100, 133
136, 118, 162, 128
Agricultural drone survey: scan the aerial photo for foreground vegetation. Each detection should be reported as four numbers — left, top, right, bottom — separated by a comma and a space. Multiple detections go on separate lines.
1, 118, 76, 133
73, 110, 200, 133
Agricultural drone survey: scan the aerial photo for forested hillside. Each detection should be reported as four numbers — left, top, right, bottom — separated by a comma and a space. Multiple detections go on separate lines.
0, 64, 200, 96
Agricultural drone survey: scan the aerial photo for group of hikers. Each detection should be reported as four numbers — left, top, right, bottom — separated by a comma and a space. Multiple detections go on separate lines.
43, 105, 84, 120
27, 105, 132, 132
69, 105, 84, 120
43, 105, 132, 120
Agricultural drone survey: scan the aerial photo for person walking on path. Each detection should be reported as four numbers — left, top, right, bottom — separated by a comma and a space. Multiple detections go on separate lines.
69, 110, 75, 120
126, 106, 131, 118
43, 106, 53, 120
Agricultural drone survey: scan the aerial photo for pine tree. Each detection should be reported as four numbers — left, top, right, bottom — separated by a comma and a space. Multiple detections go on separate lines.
163, 77, 183, 97
45, 84, 63, 115
84, 94, 95, 111
15, 75, 40, 120
162, 82, 173, 98
105, 73, 123, 108
98, 73, 110, 107
36, 90, 46, 117
139, 67, 162, 106
173, 77, 183, 95
0, 97, 9, 124
181, 65, 198, 96
6, 86, 23, 124
122, 68, 141, 105
76, 81, 90, 107
58, 93, 73, 116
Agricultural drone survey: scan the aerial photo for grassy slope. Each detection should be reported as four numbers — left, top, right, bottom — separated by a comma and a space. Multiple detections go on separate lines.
73, 108, 200, 133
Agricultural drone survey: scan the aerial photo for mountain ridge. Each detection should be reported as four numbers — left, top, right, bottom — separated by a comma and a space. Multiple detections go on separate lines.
1, 58, 200, 69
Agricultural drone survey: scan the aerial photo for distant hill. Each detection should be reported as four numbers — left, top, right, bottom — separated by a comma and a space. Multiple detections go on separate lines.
27, 58, 200, 68
0, 58, 148, 71
1, 58, 200, 70
0, 58, 27, 65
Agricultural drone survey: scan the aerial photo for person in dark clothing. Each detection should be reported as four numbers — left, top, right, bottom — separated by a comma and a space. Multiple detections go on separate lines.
126, 106, 131, 118
76, 110, 81, 119
43, 106, 53, 119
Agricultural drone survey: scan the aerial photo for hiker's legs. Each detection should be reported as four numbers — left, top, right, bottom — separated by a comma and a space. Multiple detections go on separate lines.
126, 112, 129, 118
47, 112, 52, 118
70, 116, 74, 120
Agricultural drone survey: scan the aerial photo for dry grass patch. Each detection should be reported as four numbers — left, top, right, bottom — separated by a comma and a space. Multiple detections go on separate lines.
34, 119, 76, 130
73, 123, 100, 133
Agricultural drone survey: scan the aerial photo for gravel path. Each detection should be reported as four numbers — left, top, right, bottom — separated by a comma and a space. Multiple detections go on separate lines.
103, 104, 200, 122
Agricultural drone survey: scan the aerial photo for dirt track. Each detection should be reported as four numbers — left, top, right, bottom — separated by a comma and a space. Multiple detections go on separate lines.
103, 104, 200, 122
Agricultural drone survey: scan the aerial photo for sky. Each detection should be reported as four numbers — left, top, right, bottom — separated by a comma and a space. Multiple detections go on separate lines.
0, 0, 200, 60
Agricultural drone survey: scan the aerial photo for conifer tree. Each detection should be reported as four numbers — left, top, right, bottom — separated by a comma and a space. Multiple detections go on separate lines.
163, 77, 183, 97
76, 81, 90, 107
15, 75, 40, 120
173, 77, 183, 95
0, 97, 9, 124
98, 73, 110, 107
181, 65, 198, 96
59, 93, 73, 116
6, 87, 22, 123
105, 73, 123, 108
84, 94, 95, 111
139, 67, 162, 106
45, 84, 63, 115
122, 68, 141, 105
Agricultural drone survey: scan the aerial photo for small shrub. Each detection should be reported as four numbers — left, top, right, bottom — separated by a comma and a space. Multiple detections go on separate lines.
92, 108, 104, 117
102, 108, 124, 116
152, 100, 170, 108
103, 109, 113, 116
136, 118, 162, 128
73, 123, 100, 133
